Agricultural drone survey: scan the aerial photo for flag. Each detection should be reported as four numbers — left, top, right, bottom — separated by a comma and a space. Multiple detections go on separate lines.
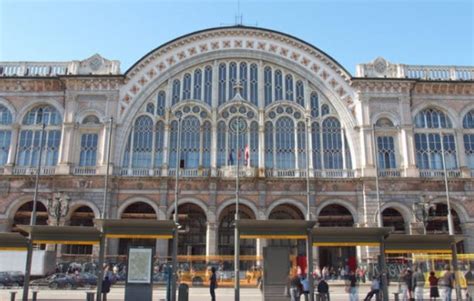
244, 145, 250, 167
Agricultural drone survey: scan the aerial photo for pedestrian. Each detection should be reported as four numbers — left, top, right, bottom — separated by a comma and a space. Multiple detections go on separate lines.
412, 265, 425, 301
317, 278, 330, 301
439, 265, 454, 301
347, 270, 358, 301
300, 275, 310, 301
209, 267, 217, 301
403, 267, 414, 301
101, 275, 111, 301
363, 275, 380, 301
290, 272, 303, 301
465, 264, 474, 301
429, 271, 439, 301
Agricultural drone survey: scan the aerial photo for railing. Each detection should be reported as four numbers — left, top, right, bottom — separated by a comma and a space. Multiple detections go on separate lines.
265, 169, 355, 178
218, 166, 257, 177
73, 166, 97, 175
405, 65, 474, 80
0, 62, 69, 76
378, 169, 401, 177
168, 168, 208, 177
12, 166, 56, 175
419, 169, 461, 178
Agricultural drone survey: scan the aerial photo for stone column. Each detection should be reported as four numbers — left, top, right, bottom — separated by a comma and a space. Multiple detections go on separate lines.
156, 240, 168, 258
210, 112, 217, 176
56, 122, 75, 174
206, 222, 217, 257
258, 110, 265, 177
5, 123, 20, 173
461, 223, 474, 253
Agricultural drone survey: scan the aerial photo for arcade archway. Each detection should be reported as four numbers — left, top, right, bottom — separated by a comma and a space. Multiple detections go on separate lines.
65, 206, 95, 255
268, 203, 305, 255
382, 208, 406, 234
168, 203, 207, 256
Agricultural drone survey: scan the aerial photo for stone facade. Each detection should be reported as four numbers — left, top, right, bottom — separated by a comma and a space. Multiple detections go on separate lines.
0, 26, 473, 263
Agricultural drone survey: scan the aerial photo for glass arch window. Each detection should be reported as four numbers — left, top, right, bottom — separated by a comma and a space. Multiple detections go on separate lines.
202, 121, 211, 168
322, 117, 343, 169
250, 64, 258, 106
204, 66, 213, 105
229, 62, 237, 99
285, 74, 294, 101
154, 121, 165, 167
239, 62, 248, 100
218, 63, 227, 105
264, 122, 274, 168
193, 69, 202, 100
172, 80, 181, 105
311, 122, 321, 169
168, 120, 178, 168
0, 105, 12, 165
79, 133, 98, 166
146, 103, 155, 114
131, 116, 153, 168
182, 73, 192, 100
17, 105, 62, 167
264, 67, 272, 106
377, 136, 396, 169
275, 117, 295, 169
180, 116, 200, 168
414, 108, 457, 170
297, 122, 306, 169
217, 121, 226, 167
250, 121, 259, 167
296, 80, 304, 107
463, 110, 474, 170
310, 92, 319, 117
157, 91, 166, 117
274, 70, 283, 100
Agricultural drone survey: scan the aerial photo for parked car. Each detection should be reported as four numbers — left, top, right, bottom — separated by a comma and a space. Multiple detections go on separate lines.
48, 274, 77, 289
6, 271, 24, 286
0, 272, 21, 288
75, 272, 97, 288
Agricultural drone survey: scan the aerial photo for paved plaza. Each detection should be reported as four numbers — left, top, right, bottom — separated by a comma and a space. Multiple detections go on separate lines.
0, 285, 465, 301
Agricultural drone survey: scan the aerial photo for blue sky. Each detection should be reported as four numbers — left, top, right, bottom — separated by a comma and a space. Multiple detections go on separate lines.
0, 0, 473, 75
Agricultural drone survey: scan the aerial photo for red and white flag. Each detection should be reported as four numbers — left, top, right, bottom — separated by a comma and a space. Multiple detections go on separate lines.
244, 145, 250, 167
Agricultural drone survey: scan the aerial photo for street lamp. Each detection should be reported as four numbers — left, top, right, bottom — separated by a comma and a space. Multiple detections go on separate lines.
171, 112, 182, 301
229, 115, 247, 301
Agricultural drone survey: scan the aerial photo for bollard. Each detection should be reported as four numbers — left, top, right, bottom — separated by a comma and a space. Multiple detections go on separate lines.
86, 291, 95, 301
10, 291, 16, 301
178, 283, 189, 301
393, 292, 400, 301
32, 291, 38, 301
315, 292, 320, 301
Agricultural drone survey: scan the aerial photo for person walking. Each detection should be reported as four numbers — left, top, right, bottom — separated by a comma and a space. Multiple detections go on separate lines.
412, 265, 425, 301
363, 275, 380, 301
300, 275, 310, 301
402, 267, 414, 301
290, 273, 303, 301
317, 277, 330, 301
101, 275, 111, 301
209, 267, 217, 301
440, 265, 454, 301
348, 270, 359, 301
428, 271, 439, 301
465, 264, 474, 301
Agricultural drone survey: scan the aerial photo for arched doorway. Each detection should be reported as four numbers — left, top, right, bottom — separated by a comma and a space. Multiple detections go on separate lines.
12, 201, 48, 249
218, 204, 256, 270
65, 206, 95, 255
268, 203, 305, 255
318, 204, 356, 271
382, 208, 406, 234
426, 203, 464, 252
168, 203, 207, 256
119, 202, 157, 255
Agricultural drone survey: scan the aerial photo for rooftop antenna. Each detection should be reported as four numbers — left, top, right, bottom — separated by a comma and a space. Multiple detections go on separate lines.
235, 0, 243, 26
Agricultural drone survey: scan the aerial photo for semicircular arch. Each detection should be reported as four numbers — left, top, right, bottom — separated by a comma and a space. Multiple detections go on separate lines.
316, 199, 358, 224
216, 198, 259, 221
117, 197, 162, 220
166, 197, 210, 221
265, 198, 306, 219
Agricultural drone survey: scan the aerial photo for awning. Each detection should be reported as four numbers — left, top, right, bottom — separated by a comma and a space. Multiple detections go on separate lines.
0, 232, 29, 250
312, 227, 393, 247
236, 220, 316, 239
17, 225, 101, 245
95, 219, 176, 239
384, 234, 464, 254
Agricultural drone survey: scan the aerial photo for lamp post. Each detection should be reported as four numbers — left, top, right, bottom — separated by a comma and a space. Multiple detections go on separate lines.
371, 124, 383, 228
304, 116, 314, 301
171, 113, 182, 301
440, 132, 461, 300
23, 122, 46, 301
229, 116, 247, 301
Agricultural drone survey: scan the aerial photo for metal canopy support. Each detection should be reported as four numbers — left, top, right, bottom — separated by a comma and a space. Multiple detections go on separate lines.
96, 235, 106, 301
379, 236, 389, 301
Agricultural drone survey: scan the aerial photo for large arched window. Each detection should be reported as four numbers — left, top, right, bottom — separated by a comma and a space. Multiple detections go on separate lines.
297, 122, 306, 169
180, 116, 200, 168
414, 108, 457, 170
193, 69, 202, 100
239, 62, 248, 100
155, 121, 165, 167
382, 208, 405, 233
182, 73, 192, 100
264, 121, 274, 168
264, 67, 272, 106
202, 121, 211, 168
217, 121, 226, 167
131, 116, 153, 168
275, 117, 295, 169
285, 74, 294, 101
17, 105, 62, 167
156, 91, 166, 117
249, 63, 258, 106
169, 204, 207, 255
218, 63, 227, 105
218, 204, 256, 258
463, 110, 474, 171
172, 79, 181, 105
296, 80, 304, 107
65, 206, 95, 255
119, 202, 156, 255
228, 62, 237, 99
0, 104, 12, 166
274, 70, 283, 100
322, 117, 343, 169
204, 66, 213, 105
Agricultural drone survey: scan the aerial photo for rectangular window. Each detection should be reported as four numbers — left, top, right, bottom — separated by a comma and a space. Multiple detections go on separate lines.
377, 136, 396, 169
79, 133, 98, 166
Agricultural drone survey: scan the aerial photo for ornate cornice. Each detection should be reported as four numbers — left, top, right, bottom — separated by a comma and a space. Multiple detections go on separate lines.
121, 27, 355, 119
0, 78, 63, 92
351, 79, 413, 94
413, 82, 474, 95
61, 77, 123, 91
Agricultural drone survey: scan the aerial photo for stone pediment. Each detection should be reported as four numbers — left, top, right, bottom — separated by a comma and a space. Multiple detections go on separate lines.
74, 54, 120, 75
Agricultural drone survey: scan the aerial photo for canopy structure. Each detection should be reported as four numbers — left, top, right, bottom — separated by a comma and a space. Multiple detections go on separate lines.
384, 234, 464, 254
95, 219, 176, 239
311, 227, 393, 247
17, 225, 101, 245
0, 232, 29, 250
236, 220, 317, 239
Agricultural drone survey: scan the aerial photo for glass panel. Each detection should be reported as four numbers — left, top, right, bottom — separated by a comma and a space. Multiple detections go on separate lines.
181, 116, 200, 168
172, 79, 181, 105
155, 121, 165, 167
250, 64, 258, 106
310, 92, 319, 118
79, 133, 98, 167
202, 121, 211, 168
217, 121, 226, 167
296, 80, 304, 107
463, 110, 474, 129
274, 70, 283, 100
0, 130, 11, 165
322, 117, 343, 169
204, 66, 213, 106
131, 116, 153, 168
265, 122, 274, 168
264, 67, 272, 106
275, 117, 295, 169
228, 62, 237, 100
285, 74, 293, 101
182, 73, 192, 100
0, 105, 12, 125
311, 122, 321, 169
157, 91, 166, 116
239, 62, 248, 100
377, 136, 396, 169
193, 69, 202, 100
250, 121, 258, 167
218, 63, 227, 105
